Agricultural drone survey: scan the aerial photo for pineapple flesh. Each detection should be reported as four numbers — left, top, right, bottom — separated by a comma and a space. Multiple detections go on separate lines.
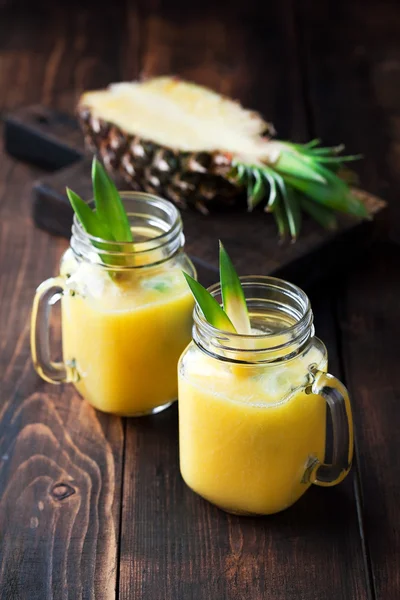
82, 78, 272, 154
78, 77, 367, 238
79, 77, 274, 214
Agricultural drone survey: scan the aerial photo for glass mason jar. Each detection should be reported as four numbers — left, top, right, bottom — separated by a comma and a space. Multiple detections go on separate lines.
178, 276, 353, 516
31, 192, 196, 416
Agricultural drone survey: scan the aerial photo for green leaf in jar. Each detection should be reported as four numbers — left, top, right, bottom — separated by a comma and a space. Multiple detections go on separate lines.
66, 188, 124, 273
91, 158, 133, 242
66, 188, 114, 240
183, 272, 237, 333
219, 241, 251, 334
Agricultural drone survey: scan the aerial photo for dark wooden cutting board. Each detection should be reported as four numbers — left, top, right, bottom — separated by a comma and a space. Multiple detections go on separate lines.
4, 105, 388, 288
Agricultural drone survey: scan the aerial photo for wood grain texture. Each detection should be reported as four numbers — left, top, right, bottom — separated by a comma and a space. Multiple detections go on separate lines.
301, 5, 400, 595
0, 5, 125, 599
300, 0, 400, 243
0, 391, 122, 599
4, 105, 84, 169
0, 2, 123, 114
0, 158, 124, 600
337, 243, 400, 600
121, 0, 307, 140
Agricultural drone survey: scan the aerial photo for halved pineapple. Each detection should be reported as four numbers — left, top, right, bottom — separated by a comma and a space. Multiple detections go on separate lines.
78, 77, 367, 240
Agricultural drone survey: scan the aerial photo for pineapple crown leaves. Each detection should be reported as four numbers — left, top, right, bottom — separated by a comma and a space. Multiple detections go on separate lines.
183, 242, 251, 335
230, 140, 367, 241
66, 157, 133, 243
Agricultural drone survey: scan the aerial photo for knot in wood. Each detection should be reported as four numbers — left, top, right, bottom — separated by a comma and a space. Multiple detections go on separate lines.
51, 482, 76, 501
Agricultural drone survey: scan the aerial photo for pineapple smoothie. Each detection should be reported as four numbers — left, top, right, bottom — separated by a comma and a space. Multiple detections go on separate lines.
178, 268, 354, 516
179, 325, 327, 515
60, 228, 194, 416
31, 182, 196, 416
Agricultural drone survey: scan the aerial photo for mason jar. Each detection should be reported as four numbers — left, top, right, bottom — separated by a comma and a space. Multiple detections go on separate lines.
178, 276, 353, 515
31, 192, 196, 416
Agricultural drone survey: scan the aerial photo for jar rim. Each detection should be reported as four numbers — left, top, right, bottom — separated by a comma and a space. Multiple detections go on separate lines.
193, 276, 314, 363
70, 191, 184, 268
72, 191, 182, 248
195, 276, 311, 337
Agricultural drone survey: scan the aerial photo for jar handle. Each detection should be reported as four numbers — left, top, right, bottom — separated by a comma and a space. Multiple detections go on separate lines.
305, 367, 354, 487
31, 276, 77, 384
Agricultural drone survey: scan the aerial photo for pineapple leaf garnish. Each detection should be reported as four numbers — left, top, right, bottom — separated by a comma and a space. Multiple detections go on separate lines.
66, 188, 114, 240
184, 244, 251, 334
67, 158, 133, 243
183, 272, 236, 333
232, 140, 368, 241
219, 242, 251, 334
92, 158, 133, 242
67, 158, 133, 272
66, 187, 121, 269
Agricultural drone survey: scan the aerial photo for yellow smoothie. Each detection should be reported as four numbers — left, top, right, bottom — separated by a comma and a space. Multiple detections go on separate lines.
178, 337, 327, 515
62, 251, 194, 415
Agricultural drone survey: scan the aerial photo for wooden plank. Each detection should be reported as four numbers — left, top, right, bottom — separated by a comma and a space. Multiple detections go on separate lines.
300, 0, 400, 243
118, 1, 368, 598
301, 3, 400, 596
0, 2, 124, 113
0, 4, 126, 598
4, 105, 84, 169
0, 159, 123, 600
119, 0, 307, 141
337, 242, 400, 600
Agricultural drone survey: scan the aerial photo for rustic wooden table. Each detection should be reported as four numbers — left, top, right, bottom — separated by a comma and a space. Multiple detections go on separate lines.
1, 1, 400, 599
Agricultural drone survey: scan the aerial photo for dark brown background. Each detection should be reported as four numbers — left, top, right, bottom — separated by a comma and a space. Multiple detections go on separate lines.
0, 0, 400, 599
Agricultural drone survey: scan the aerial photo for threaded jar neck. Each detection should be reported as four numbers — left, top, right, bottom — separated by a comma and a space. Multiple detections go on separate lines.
70, 192, 184, 269
193, 276, 314, 364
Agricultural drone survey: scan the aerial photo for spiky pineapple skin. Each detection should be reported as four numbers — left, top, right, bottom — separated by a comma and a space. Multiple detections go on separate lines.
78, 106, 242, 214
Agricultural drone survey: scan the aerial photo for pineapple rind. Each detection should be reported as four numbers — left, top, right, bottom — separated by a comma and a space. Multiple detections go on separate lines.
78, 107, 240, 213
